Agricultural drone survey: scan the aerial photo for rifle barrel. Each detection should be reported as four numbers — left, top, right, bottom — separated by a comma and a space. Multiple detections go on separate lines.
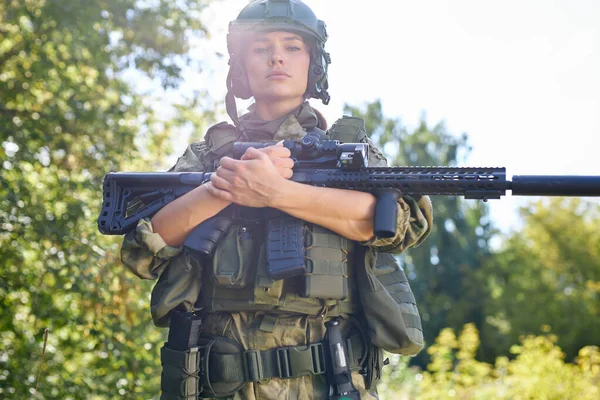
509, 175, 600, 197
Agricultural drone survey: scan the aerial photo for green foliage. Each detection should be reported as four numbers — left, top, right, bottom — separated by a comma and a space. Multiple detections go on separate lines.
482, 198, 600, 362
344, 100, 600, 368
380, 324, 600, 399
3, 3, 598, 397
0, 0, 212, 398
344, 100, 495, 366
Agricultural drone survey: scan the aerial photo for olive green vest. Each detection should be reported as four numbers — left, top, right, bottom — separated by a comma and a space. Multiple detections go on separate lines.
197, 116, 368, 317
192, 115, 423, 354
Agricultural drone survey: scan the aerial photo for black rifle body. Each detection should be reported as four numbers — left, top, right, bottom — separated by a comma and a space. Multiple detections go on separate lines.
98, 169, 600, 235
98, 139, 600, 279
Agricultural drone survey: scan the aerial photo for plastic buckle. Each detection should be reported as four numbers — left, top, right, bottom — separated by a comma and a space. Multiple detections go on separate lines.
309, 343, 326, 375
276, 343, 326, 379
276, 348, 292, 378
243, 349, 264, 382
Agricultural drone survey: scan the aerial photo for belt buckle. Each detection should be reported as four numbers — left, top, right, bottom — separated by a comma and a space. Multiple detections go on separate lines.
276, 343, 326, 379
243, 349, 265, 382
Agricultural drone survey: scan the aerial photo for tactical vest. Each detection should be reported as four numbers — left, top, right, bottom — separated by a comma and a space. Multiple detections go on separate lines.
196, 116, 371, 317
196, 116, 422, 346
158, 116, 425, 400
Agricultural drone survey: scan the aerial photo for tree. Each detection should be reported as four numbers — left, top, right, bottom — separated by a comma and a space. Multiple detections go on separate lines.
344, 100, 495, 365
0, 0, 213, 397
482, 198, 600, 362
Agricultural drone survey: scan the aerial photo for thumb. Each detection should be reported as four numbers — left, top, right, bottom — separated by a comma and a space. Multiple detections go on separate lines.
243, 147, 266, 160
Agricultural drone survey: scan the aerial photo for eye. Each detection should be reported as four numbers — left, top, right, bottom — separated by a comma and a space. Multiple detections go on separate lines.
287, 46, 302, 52
252, 47, 269, 54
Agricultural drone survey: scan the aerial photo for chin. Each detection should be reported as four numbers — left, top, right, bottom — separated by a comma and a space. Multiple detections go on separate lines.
255, 91, 305, 103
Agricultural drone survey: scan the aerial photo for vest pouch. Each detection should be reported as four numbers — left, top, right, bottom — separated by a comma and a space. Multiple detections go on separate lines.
303, 260, 347, 300
197, 335, 245, 398
160, 345, 202, 399
253, 244, 285, 305
356, 248, 424, 356
302, 225, 350, 300
210, 223, 258, 288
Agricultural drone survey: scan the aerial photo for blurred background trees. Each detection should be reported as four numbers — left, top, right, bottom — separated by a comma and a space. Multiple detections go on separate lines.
345, 100, 495, 367
347, 101, 600, 397
1, 0, 598, 399
1, 0, 214, 397
481, 198, 600, 362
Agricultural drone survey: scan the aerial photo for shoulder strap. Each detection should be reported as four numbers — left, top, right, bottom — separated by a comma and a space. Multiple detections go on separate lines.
327, 116, 367, 143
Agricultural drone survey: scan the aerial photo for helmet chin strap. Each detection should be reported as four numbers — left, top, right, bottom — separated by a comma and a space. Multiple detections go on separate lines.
225, 78, 250, 141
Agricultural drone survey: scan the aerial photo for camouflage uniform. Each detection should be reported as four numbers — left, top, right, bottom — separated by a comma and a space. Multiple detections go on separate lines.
121, 104, 433, 399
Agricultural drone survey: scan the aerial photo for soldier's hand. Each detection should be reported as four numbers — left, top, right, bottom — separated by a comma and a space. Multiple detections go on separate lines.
240, 141, 294, 179
207, 147, 290, 208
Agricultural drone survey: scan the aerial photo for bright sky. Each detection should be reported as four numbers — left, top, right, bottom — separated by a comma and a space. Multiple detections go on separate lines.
179, 0, 600, 234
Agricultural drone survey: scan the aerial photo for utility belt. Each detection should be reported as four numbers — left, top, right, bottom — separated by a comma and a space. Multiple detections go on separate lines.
159, 311, 379, 399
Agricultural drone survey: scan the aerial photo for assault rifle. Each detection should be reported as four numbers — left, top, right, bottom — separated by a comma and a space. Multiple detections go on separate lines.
98, 133, 600, 279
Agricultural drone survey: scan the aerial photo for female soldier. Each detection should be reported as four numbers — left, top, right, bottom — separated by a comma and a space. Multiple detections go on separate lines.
121, 1, 433, 399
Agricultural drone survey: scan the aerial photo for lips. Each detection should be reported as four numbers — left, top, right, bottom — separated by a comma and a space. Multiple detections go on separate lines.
267, 70, 290, 78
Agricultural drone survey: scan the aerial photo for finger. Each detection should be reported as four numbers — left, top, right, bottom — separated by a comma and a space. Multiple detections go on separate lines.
209, 186, 234, 202
215, 166, 237, 183
241, 143, 289, 160
241, 145, 274, 160
279, 168, 293, 180
209, 184, 235, 202
264, 145, 291, 159
241, 147, 259, 160
244, 147, 269, 161
210, 172, 234, 192
273, 157, 295, 169
205, 182, 216, 196
219, 156, 243, 170
204, 182, 219, 197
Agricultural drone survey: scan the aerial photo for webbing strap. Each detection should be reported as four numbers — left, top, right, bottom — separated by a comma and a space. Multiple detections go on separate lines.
160, 346, 202, 399
402, 313, 423, 331
377, 270, 408, 285
208, 339, 362, 384
390, 291, 416, 305
209, 342, 327, 382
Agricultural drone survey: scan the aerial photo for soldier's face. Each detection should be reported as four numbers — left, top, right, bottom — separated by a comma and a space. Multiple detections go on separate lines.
244, 31, 310, 105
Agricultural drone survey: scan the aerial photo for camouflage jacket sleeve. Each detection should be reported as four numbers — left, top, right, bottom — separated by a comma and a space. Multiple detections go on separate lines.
119, 142, 214, 326
359, 136, 434, 254
119, 141, 212, 280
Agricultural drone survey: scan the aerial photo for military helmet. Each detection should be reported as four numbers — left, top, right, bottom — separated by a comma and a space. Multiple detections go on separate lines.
226, 0, 331, 105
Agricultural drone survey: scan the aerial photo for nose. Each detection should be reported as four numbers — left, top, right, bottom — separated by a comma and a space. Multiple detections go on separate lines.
269, 51, 284, 66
